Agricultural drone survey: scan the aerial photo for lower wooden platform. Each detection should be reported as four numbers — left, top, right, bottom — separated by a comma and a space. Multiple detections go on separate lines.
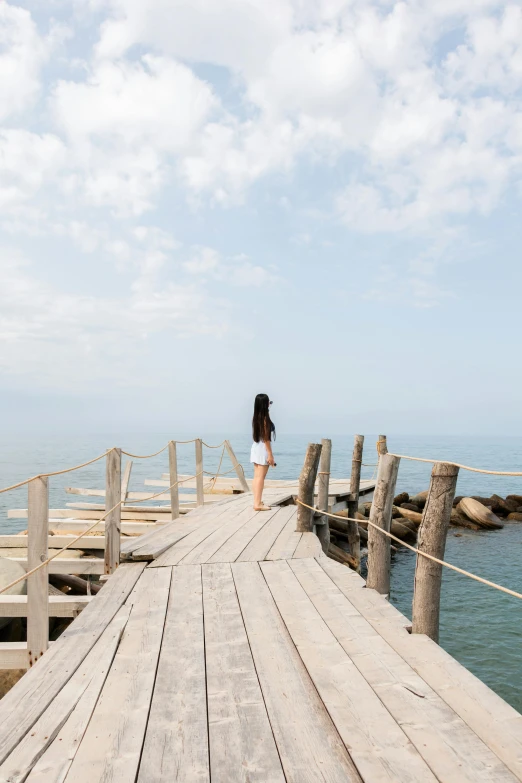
0, 493, 521, 782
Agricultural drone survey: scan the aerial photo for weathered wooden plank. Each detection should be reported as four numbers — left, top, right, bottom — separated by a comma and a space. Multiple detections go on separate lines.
203, 563, 285, 782
0, 607, 130, 783
180, 506, 259, 565
121, 494, 242, 560
120, 459, 133, 503
289, 558, 516, 783
232, 561, 360, 782
27, 476, 49, 666
64, 567, 171, 783
0, 562, 146, 764
367, 453, 400, 595
9, 509, 172, 521
150, 497, 254, 567
9, 558, 105, 575
225, 440, 250, 492
195, 439, 204, 507
236, 506, 297, 562
208, 507, 280, 563
262, 559, 437, 783
105, 447, 121, 574
292, 532, 321, 559
318, 556, 522, 780
0, 642, 29, 669
0, 595, 92, 618
168, 440, 180, 520
296, 443, 322, 532
265, 509, 301, 560
0, 535, 107, 550
137, 565, 209, 783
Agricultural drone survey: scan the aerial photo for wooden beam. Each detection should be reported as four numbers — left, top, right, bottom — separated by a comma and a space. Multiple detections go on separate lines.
412, 462, 459, 642
366, 453, 400, 596
105, 448, 121, 575
195, 439, 204, 507
0, 595, 92, 617
10, 558, 105, 575
225, 440, 250, 492
296, 443, 322, 532
346, 434, 364, 569
316, 438, 331, 554
120, 460, 133, 503
168, 440, 180, 520
0, 642, 29, 669
27, 476, 49, 667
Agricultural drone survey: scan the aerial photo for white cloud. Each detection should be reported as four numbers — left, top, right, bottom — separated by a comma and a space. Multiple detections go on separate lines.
0, 130, 65, 211
184, 246, 278, 287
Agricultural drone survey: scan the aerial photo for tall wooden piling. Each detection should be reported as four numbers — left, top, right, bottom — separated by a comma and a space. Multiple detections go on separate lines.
27, 476, 49, 666
377, 434, 388, 456
316, 438, 331, 554
412, 462, 459, 642
105, 447, 121, 575
225, 440, 249, 492
168, 441, 180, 520
195, 439, 204, 507
367, 453, 400, 595
346, 434, 364, 568
296, 443, 322, 532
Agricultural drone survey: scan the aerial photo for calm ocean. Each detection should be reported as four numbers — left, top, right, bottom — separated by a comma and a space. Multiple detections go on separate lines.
1, 432, 521, 712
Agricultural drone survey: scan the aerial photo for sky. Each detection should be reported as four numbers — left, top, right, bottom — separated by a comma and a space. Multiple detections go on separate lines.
0, 0, 521, 436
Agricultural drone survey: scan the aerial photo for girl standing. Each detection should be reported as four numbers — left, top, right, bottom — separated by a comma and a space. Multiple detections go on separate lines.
250, 393, 276, 511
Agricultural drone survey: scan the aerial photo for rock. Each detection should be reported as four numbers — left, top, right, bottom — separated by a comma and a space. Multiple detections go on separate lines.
507, 495, 522, 504
470, 496, 495, 508
410, 490, 429, 509
398, 518, 418, 534
490, 494, 518, 515
393, 492, 409, 506
357, 504, 368, 517
450, 509, 480, 530
0, 557, 27, 630
355, 512, 367, 522
507, 512, 522, 522
400, 502, 420, 513
0, 669, 25, 698
457, 498, 504, 530
390, 520, 416, 541
362, 502, 372, 516
394, 506, 423, 525
452, 495, 464, 508
391, 507, 402, 518
517, 507, 522, 513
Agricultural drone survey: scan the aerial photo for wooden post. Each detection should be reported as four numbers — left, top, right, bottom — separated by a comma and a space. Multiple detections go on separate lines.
195, 439, 204, 507
120, 460, 133, 505
412, 463, 459, 642
296, 443, 322, 532
225, 440, 249, 492
346, 434, 364, 568
27, 476, 49, 666
105, 447, 121, 575
377, 434, 388, 456
366, 453, 400, 595
316, 438, 331, 554
168, 441, 180, 520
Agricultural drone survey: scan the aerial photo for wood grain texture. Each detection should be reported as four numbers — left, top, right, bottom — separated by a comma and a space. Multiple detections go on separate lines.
203, 563, 285, 782
65, 567, 171, 783
289, 558, 515, 783
0, 562, 146, 765
262, 559, 437, 783
1, 607, 130, 783
208, 507, 280, 563
27, 476, 49, 665
366, 453, 400, 595
265, 509, 301, 560
168, 441, 180, 520
296, 443, 322, 532
232, 561, 360, 783
104, 447, 121, 574
181, 506, 259, 564
236, 506, 297, 562
195, 439, 204, 507
316, 438, 331, 553
137, 565, 209, 783
225, 440, 250, 492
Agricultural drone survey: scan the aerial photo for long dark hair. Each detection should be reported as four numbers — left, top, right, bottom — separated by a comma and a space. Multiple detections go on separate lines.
252, 393, 275, 443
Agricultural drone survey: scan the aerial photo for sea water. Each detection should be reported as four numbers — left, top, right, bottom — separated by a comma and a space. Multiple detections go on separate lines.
1, 432, 521, 712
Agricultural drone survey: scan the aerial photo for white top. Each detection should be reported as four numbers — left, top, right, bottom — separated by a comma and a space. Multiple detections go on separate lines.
250, 441, 269, 465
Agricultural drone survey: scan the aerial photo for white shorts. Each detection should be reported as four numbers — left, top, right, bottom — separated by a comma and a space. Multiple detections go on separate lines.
250, 441, 269, 465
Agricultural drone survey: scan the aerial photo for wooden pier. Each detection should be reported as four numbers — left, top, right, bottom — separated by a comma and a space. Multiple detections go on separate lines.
0, 438, 521, 781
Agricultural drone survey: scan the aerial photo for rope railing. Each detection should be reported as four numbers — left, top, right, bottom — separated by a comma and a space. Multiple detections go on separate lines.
0, 459, 246, 596
295, 498, 522, 601
387, 453, 522, 477
0, 438, 235, 494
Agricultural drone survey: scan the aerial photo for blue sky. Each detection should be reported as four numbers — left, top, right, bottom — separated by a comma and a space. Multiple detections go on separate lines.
1, 0, 521, 435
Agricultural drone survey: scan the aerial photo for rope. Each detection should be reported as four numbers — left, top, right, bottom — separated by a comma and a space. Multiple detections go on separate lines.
204, 444, 226, 493
388, 453, 522, 477
121, 444, 169, 459
376, 439, 387, 456
202, 440, 227, 449
0, 450, 112, 495
295, 499, 522, 601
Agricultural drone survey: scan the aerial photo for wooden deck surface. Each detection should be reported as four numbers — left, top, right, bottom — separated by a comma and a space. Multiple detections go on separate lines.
1, 490, 521, 782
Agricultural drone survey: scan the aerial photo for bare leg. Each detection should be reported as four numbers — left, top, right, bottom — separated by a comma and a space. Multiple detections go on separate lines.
253, 463, 269, 508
